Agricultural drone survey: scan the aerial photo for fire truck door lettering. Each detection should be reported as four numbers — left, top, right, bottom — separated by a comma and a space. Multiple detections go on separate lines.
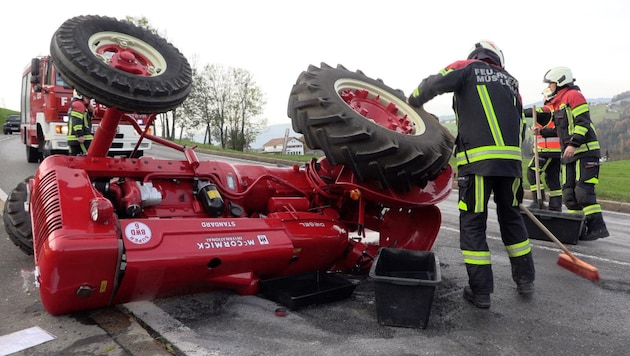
125, 222, 152, 244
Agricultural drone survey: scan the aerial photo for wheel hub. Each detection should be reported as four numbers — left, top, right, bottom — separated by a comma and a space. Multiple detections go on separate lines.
89, 31, 166, 77
103, 47, 152, 75
340, 89, 414, 134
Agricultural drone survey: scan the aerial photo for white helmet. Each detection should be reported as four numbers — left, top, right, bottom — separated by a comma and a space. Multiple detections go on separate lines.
73, 89, 83, 100
543, 66, 574, 87
467, 40, 505, 68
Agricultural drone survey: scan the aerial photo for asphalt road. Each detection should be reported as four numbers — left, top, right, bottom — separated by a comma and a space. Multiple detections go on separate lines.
1, 135, 630, 355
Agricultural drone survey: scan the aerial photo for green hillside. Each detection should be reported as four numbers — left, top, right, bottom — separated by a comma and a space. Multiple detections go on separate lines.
0, 108, 20, 126
437, 99, 629, 134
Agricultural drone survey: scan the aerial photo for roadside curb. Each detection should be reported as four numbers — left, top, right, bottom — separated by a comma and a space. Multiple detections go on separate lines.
89, 307, 173, 355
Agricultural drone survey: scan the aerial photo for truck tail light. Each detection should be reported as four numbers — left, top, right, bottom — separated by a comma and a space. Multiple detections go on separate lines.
55, 125, 68, 134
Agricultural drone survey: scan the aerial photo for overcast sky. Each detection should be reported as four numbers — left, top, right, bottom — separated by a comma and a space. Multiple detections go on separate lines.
1, 0, 628, 125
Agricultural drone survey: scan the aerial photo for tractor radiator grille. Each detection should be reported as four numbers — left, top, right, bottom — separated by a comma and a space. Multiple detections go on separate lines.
32, 171, 63, 259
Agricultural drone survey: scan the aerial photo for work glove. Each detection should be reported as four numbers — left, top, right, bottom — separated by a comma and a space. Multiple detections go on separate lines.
523, 107, 533, 118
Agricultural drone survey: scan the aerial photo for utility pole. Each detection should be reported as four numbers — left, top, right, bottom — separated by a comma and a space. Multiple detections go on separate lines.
282, 128, 289, 155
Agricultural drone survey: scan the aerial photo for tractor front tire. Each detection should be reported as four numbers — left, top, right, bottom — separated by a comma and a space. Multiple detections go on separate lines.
50, 15, 192, 113
3, 177, 34, 255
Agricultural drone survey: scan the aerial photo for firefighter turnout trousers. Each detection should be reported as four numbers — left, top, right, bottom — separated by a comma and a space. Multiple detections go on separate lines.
527, 156, 562, 205
562, 157, 600, 211
561, 157, 608, 234
458, 174, 535, 294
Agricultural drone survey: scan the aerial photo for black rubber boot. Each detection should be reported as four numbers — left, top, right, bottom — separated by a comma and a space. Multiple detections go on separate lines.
548, 196, 562, 212
511, 254, 535, 296
581, 213, 610, 241
463, 286, 491, 309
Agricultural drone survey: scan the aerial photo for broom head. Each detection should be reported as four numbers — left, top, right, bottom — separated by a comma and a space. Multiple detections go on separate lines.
557, 253, 600, 282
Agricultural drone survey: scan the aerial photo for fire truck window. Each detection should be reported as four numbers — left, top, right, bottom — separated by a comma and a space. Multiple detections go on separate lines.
55, 72, 68, 87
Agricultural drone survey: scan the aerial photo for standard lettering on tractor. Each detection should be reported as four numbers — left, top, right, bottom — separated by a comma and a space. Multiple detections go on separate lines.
299, 221, 326, 228
200, 221, 237, 228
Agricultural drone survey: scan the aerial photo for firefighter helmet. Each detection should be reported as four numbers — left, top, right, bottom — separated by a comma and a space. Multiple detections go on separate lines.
73, 89, 83, 100
543, 66, 574, 87
467, 40, 505, 68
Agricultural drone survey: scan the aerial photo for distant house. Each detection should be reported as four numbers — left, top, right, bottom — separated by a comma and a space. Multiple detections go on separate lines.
262, 136, 304, 155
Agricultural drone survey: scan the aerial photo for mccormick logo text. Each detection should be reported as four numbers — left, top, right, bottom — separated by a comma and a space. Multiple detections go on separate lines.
197, 236, 255, 250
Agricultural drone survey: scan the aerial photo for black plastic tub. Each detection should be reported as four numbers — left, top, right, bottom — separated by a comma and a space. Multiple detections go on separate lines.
258, 271, 356, 310
521, 208, 584, 245
369, 247, 441, 329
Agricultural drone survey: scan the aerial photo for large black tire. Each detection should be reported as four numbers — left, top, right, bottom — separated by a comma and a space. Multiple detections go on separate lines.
3, 178, 34, 255
50, 15, 192, 113
287, 63, 454, 190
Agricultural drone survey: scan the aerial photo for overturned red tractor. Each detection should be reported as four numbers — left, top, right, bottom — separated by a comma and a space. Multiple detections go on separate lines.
3, 15, 454, 315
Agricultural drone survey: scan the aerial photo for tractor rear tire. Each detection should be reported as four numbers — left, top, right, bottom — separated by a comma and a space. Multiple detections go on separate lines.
50, 15, 192, 113
287, 63, 454, 190
3, 177, 34, 255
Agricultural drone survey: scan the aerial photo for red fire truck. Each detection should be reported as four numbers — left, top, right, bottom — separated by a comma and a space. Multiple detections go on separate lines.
20, 55, 152, 162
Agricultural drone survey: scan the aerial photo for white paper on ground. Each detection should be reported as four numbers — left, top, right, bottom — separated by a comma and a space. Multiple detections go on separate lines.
0, 326, 56, 356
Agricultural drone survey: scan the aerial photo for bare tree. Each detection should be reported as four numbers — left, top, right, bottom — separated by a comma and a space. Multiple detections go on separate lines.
194, 65, 266, 150
156, 112, 169, 138
230, 68, 266, 150
183, 65, 215, 145
204, 64, 234, 148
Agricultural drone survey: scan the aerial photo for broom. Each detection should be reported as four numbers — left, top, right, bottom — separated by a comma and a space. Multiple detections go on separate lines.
520, 204, 600, 282
532, 107, 544, 209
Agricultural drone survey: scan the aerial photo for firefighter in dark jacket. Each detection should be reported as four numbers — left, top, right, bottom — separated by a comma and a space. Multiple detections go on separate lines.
407, 40, 535, 309
524, 103, 562, 211
528, 67, 609, 241
67, 90, 94, 156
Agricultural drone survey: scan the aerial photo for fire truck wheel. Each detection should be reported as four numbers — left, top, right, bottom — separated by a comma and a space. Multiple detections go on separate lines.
288, 63, 454, 190
3, 177, 34, 255
50, 15, 192, 113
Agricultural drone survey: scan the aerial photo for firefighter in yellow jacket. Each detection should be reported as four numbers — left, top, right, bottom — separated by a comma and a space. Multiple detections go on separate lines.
67, 90, 94, 155
407, 40, 535, 309
524, 104, 562, 211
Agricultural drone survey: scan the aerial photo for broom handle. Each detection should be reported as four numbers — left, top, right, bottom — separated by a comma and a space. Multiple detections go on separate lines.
532, 106, 543, 209
519, 204, 577, 261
